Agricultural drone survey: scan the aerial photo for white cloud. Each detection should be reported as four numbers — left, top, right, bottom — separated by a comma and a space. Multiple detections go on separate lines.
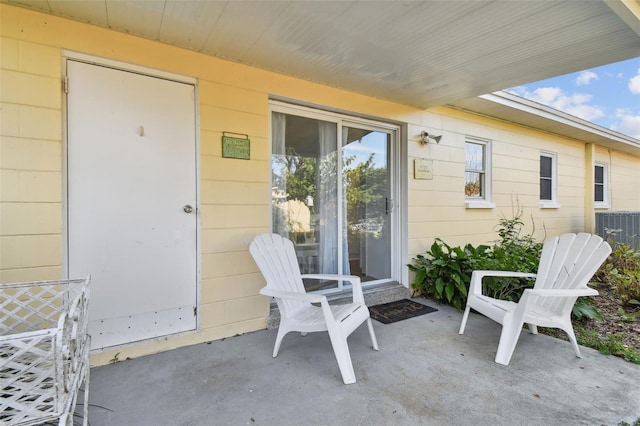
564, 104, 606, 122
576, 71, 598, 86
611, 109, 640, 139
629, 68, 640, 95
528, 87, 563, 105
512, 86, 605, 122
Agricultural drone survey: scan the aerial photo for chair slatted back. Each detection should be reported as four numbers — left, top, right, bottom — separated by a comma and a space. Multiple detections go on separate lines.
250, 233, 308, 317
533, 233, 611, 313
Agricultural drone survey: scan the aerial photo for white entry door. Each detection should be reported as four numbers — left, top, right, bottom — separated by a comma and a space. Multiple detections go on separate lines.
66, 60, 198, 349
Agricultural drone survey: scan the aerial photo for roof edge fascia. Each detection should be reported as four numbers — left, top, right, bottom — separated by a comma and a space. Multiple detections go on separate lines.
479, 90, 640, 150
605, 0, 640, 37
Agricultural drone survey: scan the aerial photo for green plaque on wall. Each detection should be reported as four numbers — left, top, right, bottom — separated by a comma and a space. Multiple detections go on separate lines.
222, 136, 250, 160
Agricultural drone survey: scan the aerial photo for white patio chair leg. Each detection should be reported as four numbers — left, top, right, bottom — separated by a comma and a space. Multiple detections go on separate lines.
494, 320, 524, 366
366, 318, 379, 351
327, 328, 356, 384
272, 326, 289, 357
527, 324, 538, 334
561, 324, 582, 358
459, 305, 471, 334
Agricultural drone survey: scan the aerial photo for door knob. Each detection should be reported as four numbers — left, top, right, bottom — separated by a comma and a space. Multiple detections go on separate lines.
183, 205, 193, 213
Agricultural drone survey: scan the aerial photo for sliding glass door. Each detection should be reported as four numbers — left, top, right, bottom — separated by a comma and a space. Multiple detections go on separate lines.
270, 104, 398, 293
343, 125, 391, 283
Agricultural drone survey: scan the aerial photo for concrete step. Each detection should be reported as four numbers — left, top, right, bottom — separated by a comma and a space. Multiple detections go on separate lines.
265, 282, 411, 329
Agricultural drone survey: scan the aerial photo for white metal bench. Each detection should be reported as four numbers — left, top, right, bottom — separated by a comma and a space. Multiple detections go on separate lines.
1, 276, 91, 425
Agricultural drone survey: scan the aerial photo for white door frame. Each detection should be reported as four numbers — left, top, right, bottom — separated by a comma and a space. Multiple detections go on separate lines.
61, 51, 202, 346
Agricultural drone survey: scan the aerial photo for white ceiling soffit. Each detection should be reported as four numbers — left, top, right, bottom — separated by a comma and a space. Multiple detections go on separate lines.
448, 91, 640, 157
5, 0, 640, 109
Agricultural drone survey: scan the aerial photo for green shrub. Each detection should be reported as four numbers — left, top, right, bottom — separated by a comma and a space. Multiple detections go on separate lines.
410, 209, 543, 309
479, 210, 541, 301
483, 241, 541, 302
576, 329, 640, 364
409, 209, 601, 322
596, 232, 640, 306
571, 297, 603, 322
409, 239, 491, 310
608, 266, 640, 306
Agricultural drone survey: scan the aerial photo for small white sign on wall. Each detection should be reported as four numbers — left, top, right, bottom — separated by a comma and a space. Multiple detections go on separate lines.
414, 158, 433, 180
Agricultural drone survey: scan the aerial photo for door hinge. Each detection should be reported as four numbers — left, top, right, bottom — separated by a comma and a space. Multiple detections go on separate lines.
193, 306, 197, 317
63, 76, 69, 94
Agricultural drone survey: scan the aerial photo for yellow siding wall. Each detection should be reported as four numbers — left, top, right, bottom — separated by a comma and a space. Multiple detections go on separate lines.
0, 4, 419, 364
1, 4, 639, 364
407, 106, 595, 255
1, 31, 63, 283
595, 147, 640, 211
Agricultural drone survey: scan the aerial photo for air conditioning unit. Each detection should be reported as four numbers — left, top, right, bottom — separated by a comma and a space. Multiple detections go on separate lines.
595, 211, 640, 249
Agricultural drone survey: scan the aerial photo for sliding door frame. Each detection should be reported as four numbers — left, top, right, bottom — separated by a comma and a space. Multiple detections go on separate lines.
269, 100, 403, 291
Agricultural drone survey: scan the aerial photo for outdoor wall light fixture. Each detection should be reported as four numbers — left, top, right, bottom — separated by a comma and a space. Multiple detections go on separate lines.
420, 131, 442, 145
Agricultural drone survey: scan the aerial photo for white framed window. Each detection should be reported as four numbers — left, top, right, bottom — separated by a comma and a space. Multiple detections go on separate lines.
594, 162, 609, 208
539, 152, 559, 208
465, 137, 494, 208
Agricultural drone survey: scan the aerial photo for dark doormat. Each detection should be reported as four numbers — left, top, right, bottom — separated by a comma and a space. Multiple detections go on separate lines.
369, 299, 438, 324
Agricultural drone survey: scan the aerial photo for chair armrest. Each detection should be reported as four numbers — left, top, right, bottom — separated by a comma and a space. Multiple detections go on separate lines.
301, 274, 365, 304
472, 270, 537, 279
524, 288, 598, 298
260, 287, 326, 304
469, 270, 537, 295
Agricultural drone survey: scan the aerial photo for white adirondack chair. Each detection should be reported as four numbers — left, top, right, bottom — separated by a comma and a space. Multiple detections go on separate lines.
459, 233, 611, 365
249, 233, 379, 384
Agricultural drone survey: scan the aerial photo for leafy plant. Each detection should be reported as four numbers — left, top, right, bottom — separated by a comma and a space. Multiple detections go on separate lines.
483, 244, 540, 301
410, 207, 543, 309
410, 206, 603, 322
608, 265, 640, 306
596, 230, 640, 306
576, 329, 640, 364
409, 239, 491, 310
618, 420, 640, 426
614, 306, 640, 322
572, 297, 603, 322
479, 207, 543, 300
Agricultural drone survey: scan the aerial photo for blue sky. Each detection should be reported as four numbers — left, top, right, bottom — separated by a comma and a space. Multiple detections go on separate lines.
507, 57, 640, 140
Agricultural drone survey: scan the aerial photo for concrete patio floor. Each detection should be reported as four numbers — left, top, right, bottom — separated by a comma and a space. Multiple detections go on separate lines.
87, 298, 640, 426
